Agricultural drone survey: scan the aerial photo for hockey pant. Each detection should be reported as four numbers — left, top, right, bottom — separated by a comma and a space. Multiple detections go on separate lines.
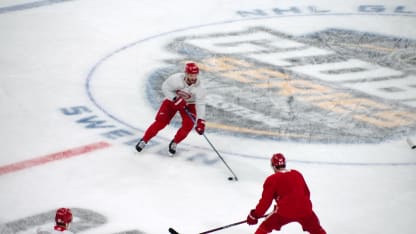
142, 99, 196, 144
255, 211, 326, 234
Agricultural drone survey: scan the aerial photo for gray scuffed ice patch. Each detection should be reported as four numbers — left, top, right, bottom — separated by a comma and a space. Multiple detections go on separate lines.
2, 208, 147, 234
0, 223, 13, 234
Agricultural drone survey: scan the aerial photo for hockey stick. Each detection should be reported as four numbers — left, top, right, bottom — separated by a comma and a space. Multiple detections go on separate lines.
199, 219, 247, 234
168, 227, 180, 234
184, 108, 239, 181
168, 214, 268, 234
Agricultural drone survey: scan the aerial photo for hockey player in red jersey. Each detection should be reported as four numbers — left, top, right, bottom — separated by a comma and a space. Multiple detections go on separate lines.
135, 62, 206, 155
37, 208, 74, 233
247, 153, 326, 234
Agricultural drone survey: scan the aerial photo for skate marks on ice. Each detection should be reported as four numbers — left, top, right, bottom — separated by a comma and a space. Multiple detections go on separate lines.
0, 0, 74, 15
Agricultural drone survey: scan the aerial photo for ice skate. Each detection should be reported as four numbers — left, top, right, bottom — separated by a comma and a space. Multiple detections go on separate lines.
169, 140, 177, 155
135, 139, 146, 152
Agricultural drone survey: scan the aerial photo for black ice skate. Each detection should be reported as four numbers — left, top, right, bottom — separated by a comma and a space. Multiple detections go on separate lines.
169, 140, 177, 155
135, 139, 146, 152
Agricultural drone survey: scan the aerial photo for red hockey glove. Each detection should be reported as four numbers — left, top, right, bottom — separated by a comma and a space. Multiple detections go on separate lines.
195, 119, 205, 135
172, 97, 187, 110
246, 209, 258, 225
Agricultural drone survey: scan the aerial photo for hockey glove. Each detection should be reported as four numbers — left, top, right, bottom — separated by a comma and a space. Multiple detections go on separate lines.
172, 97, 187, 110
246, 209, 258, 225
195, 119, 205, 135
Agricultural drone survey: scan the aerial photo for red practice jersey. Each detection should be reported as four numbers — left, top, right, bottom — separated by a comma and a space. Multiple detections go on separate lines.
254, 169, 313, 218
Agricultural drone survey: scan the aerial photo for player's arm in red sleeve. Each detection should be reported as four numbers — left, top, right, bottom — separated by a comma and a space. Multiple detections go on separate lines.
254, 176, 276, 216
298, 171, 310, 197
304, 183, 310, 197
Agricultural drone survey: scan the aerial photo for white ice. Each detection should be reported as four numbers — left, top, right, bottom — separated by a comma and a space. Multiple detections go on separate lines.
0, 0, 415, 234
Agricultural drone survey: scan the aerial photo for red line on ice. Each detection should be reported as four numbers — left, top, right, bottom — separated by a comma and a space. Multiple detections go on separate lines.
0, 141, 111, 175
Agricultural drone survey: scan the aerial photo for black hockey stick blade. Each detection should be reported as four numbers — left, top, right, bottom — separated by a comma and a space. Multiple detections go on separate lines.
168, 227, 180, 234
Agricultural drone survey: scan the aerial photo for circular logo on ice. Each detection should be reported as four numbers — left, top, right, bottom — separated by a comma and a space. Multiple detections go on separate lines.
88, 12, 416, 144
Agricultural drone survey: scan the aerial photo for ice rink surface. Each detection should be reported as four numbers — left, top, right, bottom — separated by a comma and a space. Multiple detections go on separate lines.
1, 0, 416, 233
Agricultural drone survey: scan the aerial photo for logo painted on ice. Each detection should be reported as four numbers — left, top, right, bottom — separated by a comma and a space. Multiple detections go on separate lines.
148, 30, 416, 144
86, 7, 416, 144
0, 208, 144, 233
